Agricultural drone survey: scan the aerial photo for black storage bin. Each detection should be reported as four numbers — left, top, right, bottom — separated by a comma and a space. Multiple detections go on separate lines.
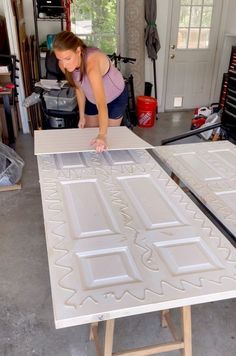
37, 0, 64, 16
43, 109, 78, 129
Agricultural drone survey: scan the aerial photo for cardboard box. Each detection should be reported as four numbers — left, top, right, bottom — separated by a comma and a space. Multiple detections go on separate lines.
0, 66, 10, 74
0, 72, 11, 86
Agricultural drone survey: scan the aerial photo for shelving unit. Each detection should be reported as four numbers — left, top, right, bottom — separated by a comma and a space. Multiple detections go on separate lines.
32, 0, 65, 78
221, 46, 236, 139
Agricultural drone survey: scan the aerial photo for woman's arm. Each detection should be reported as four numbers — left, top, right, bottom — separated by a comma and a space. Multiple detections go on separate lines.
86, 54, 109, 151
88, 66, 108, 136
75, 86, 86, 128
57, 59, 86, 128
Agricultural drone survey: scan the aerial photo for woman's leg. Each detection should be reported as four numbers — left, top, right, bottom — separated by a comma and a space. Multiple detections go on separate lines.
85, 115, 122, 127
108, 117, 122, 127
84, 114, 99, 127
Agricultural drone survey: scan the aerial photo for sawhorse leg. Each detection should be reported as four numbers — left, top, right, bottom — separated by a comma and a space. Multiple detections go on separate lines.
161, 306, 192, 356
104, 319, 115, 356
90, 306, 192, 356
90, 322, 103, 356
181, 306, 192, 356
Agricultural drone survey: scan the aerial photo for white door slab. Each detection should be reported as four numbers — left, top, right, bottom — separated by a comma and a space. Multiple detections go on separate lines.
37, 148, 236, 329
165, 0, 222, 110
154, 141, 236, 236
34, 127, 153, 155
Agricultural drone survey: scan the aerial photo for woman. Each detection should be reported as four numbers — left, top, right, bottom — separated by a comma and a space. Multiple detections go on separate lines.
53, 31, 128, 152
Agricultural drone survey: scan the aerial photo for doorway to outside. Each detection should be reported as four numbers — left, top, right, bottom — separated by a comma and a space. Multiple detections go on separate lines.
165, 0, 222, 111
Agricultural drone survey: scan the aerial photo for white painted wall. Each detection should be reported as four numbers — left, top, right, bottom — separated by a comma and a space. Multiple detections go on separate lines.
146, 0, 236, 111
210, 0, 236, 104
145, 0, 171, 112
225, 0, 236, 33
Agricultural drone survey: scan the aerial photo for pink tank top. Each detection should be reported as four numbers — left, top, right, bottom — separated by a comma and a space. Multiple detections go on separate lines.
72, 48, 125, 104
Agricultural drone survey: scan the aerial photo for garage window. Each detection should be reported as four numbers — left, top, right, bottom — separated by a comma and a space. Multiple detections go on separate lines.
70, 0, 119, 54
177, 0, 214, 49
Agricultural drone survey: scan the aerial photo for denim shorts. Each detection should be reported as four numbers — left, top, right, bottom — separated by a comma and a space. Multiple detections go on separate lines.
85, 86, 128, 119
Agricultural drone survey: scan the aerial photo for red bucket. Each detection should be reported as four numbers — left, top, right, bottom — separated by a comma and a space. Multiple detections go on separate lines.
137, 96, 157, 128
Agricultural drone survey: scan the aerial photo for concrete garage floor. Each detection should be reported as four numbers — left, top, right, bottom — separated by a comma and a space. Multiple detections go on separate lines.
0, 111, 235, 356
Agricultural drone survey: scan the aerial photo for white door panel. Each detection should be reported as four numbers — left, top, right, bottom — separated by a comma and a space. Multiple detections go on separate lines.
165, 0, 222, 110
37, 149, 236, 329
154, 141, 236, 236
34, 127, 153, 155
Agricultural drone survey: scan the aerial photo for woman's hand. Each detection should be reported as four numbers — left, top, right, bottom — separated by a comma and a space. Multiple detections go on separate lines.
78, 117, 86, 128
90, 133, 107, 153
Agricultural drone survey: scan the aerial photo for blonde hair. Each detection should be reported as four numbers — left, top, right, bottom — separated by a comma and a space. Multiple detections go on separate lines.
53, 31, 87, 86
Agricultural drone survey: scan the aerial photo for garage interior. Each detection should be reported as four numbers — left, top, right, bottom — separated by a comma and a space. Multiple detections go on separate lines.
0, 1, 236, 356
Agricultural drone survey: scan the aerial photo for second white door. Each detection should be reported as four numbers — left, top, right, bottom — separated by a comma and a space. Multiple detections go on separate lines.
165, 0, 222, 110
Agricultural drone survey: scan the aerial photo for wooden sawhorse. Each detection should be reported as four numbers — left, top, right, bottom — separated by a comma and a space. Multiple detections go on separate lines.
90, 306, 192, 356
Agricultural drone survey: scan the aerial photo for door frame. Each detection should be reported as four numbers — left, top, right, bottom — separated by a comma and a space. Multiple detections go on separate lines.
162, 0, 229, 112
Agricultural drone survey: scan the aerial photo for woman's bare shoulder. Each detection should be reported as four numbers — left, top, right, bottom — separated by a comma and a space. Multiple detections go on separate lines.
87, 49, 107, 63
86, 50, 109, 74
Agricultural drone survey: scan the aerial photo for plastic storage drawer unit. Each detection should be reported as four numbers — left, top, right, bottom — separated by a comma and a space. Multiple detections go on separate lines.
43, 88, 77, 111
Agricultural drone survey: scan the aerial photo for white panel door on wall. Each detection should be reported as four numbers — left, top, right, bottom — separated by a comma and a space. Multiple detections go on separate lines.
165, 0, 222, 110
